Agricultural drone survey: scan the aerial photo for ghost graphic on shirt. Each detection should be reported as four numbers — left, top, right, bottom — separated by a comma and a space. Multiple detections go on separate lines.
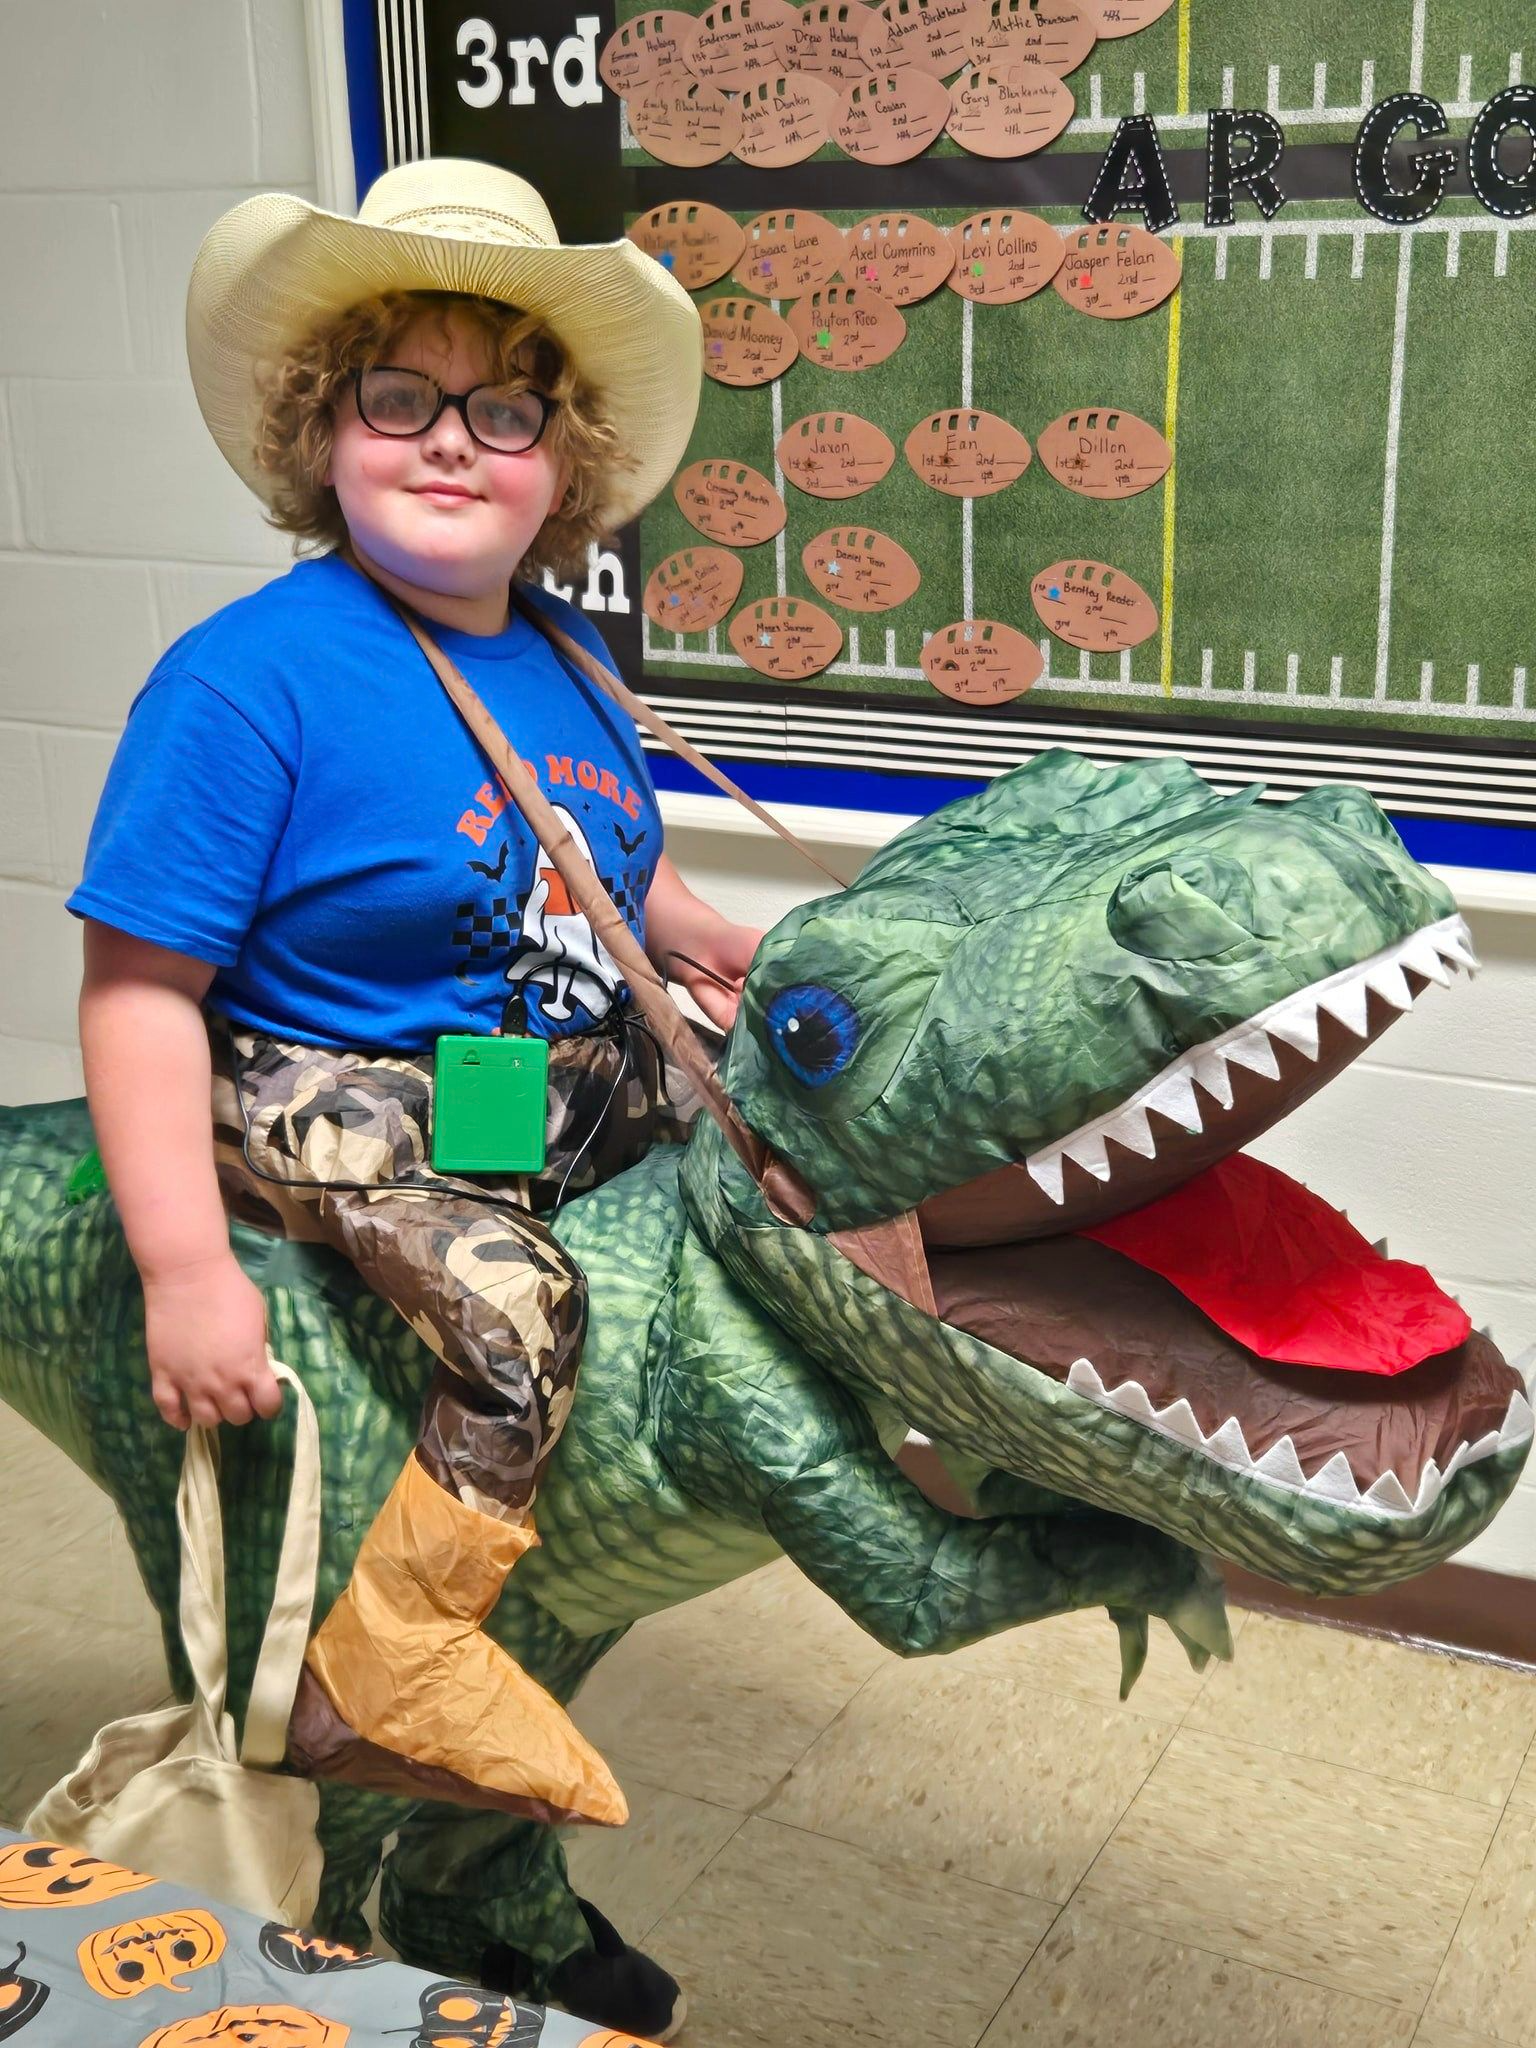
504, 805, 624, 1032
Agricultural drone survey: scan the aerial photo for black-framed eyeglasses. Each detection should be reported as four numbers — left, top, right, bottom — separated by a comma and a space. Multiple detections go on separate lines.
353, 366, 557, 454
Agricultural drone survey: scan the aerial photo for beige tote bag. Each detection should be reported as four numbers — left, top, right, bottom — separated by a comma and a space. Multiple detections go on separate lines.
27, 1354, 324, 1922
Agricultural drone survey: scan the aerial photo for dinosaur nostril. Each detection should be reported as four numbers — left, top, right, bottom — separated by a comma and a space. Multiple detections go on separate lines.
1108, 854, 1258, 961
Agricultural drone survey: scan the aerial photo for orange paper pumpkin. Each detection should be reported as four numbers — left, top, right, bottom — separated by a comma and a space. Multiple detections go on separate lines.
0, 1843, 152, 1911
0, 1946, 48, 2041
137, 2006, 348, 2048
78, 1911, 226, 2000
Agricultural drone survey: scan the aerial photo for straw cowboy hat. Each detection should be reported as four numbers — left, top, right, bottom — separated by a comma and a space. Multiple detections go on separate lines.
186, 158, 702, 533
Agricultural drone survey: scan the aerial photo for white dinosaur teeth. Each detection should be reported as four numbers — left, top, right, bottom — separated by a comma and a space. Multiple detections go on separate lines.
1411, 1460, 1445, 1518
1192, 1049, 1234, 1110
1499, 1388, 1535, 1448
1309, 1450, 1363, 1506
1364, 1470, 1414, 1512
1106, 1102, 1158, 1158
1203, 1415, 1252, 1466
1266, 998, 1322, 1061
1155, 1397, 1204, 1448
1401, 930, 1453, 987
1317, 974, 1371, 1037
1026, 1150, 1066, 1205
1254, 1436, 1308, 1489
1365, 958, 1414, 1010
1063, 1130, 1112, 1181
1145, 1069, 1203, 1131
1067, 1355, 1107, 1400
1434, 919, 1479, 972
1222, 1028, 1282, 1081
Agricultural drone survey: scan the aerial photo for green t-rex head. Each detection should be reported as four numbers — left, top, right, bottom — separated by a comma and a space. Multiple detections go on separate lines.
722, 749, 1458, 1230
683, 751, 1528, 1597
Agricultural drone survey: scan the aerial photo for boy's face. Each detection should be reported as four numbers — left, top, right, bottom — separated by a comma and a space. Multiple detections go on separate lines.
326, 305, 568, 604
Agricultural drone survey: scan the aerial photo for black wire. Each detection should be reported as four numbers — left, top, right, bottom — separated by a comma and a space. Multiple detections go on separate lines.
226, 985, 664, 1223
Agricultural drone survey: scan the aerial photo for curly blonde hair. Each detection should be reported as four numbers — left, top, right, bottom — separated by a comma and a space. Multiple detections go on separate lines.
252, 291, 627, 582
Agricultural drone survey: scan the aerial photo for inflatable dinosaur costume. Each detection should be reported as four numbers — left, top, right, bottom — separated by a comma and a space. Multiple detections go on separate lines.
0, 751, 1529, 1988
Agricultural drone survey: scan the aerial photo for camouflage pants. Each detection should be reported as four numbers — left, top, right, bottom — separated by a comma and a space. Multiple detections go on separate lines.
207, 1006, 682, 1521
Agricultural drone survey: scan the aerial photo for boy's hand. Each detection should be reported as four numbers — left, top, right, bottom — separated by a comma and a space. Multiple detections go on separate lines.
141, 1252, 282, 1429
667, 918, 764, 1031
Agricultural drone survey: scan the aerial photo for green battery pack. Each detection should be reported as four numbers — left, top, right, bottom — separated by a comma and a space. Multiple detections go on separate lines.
431, 1034, 549, 1176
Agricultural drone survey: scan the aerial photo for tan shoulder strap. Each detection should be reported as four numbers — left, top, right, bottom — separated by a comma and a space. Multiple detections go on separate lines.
390, 598, 816, 1221
509, 585, 850, 891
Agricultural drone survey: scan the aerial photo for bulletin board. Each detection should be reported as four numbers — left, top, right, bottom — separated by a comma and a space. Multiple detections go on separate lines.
333, 0, 1536, 870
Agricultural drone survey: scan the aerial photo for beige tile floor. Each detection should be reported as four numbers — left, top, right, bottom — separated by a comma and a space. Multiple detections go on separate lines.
4, 1402, 1536, 2046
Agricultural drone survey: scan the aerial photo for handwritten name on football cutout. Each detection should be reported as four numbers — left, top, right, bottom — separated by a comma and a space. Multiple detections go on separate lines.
701, 296, 800, 384
1054, 221, 1182, 317
843, 212, 955, 302
904, 408, 1032, 496
733, 209, 847, 296
923, 619, 1044, 703
834, 67, 951, 161
801, 526, 922, 610
674, 459, 788, 545
788, 282, 906, 369
946, 208, 1064, 301
777, 411, 898, 497
629, 77, 743, 164
1036, 406, 1171, 499
644, 547, 746, 633
1032, 559, 1159, 650
628, 200, 746, 290
729, 597, 845, 677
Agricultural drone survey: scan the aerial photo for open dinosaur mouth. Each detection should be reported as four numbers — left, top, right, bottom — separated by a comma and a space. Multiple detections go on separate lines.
834, 914, 1535, 1522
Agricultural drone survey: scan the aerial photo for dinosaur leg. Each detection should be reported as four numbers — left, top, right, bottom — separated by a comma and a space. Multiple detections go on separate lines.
209, 1020, 628, 1826
377, 1806, 588, 1988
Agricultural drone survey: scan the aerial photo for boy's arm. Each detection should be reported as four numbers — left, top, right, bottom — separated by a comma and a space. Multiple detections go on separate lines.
644, 853, 763, 1029
79, 920, 279, 1428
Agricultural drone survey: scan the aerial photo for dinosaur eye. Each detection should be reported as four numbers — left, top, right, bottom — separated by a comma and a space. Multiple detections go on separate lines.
764, 984, 860, 1086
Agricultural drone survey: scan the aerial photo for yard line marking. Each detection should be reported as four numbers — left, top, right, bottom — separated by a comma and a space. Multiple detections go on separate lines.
1313, 61, 1328, 113
1352, 227, 1366, 277
1359, 58, 1375, 107
1079, 648, 1092, 684
1201, 647, 1214, 690
961, 295, 975, 619
1375, 232, 1414, 698
1515, 667, 1529, 711
1090, 72, 1103, 120
1158, 0, 1190, 699
1133, 69, 1146, 113
1215, 232, 1229, 280
847, 625, 861, 665
1038, 637, 1053, 684
769, 299, 787, 597
1286, 653, 1300, 696
885, 629, 898, 667
1458, 52, 1473, 102
1120, 650, 1132, 683
1243, 650, 1256, 691
1330, 656, 1344, 700
1305, 230, 1319, 277
1512, 52, 1524, 84
1420, 660, 1434, 705
1466, 664, 1481, 707
1446, 226, 1461, 276
1220, 64, 1234, 107
1267, 62, 1281, 115
1410, 0, 1426, 93
707, 626, 719, 656
1495, 227, 1510, 275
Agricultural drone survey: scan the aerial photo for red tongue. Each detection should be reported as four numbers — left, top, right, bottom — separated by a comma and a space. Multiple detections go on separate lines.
1080, 1152, 1471, 1375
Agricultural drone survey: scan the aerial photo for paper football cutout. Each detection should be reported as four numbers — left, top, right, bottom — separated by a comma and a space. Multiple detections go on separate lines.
628, 201, 746, 290
1055, 221, 1183, 317
946, 60, 1074, 156
644, 547, 746, 633
964, 0, 1096, 74
629, 76, 743, 164
1032, 558, 1160, 650
735, 71, 840, 163
946, 208, 1064, 301
834, 67, 951, 161
801, 526, 921, 611
860, 0, 977, 76
904, 407, 1032, 496
1037, 405, 1172, 499
922, 617, 1044, 702
598, 10, 694, 94
729, 596, 844, 677
733, 209, 847, 296
788, 282, 906, 369
1086, 0, 1176, 36
792, 0, 874, 82
683, 0, 798, 89
700, 295, 800, 385
674, 458, 788, 545
777, 410, 898, 497
844, 212, 955, 303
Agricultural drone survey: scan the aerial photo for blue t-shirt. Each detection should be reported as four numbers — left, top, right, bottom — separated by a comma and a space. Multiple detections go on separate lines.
67, 553, 663, 1052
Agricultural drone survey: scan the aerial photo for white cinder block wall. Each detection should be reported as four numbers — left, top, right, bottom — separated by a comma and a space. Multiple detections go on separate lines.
1, 2, 1532, 1578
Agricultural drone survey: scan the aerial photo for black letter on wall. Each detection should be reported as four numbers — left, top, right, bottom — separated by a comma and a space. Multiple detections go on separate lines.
1083, 114, 1180, 233
1352, 94, 1459, 224
1206, 109, 1287, 226
1468, 84, 1536, 218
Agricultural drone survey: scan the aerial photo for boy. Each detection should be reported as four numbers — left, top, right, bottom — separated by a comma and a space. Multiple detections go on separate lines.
69, 160, 759, 1907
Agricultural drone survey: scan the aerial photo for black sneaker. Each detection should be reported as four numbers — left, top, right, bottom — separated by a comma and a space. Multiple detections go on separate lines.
482, 1898, 687, 2044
